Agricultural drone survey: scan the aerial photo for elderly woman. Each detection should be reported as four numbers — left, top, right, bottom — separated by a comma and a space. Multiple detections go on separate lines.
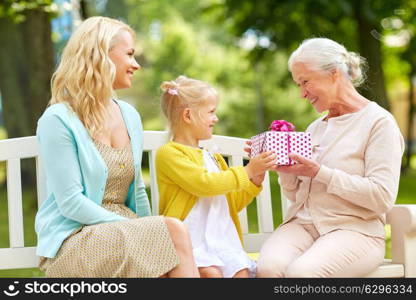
256, 38, 404, 278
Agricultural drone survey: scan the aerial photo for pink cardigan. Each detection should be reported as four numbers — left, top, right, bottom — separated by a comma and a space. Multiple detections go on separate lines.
279, 102, 404, 238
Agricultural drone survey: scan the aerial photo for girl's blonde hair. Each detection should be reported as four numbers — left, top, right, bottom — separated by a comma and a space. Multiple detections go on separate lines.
49, 16, 135, 138
160, 75, 218, 135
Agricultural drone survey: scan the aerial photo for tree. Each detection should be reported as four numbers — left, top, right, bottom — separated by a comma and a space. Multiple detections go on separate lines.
221, 0, 411, 111
0, 0, 56, 138
382, 3, 416, 170
0, 0, 56, 186
92, 0, 319, 137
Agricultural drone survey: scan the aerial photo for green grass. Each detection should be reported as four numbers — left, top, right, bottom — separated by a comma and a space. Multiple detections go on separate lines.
396, 169, 416, 204
0, 128, 6, 184
0, 169, 415, 277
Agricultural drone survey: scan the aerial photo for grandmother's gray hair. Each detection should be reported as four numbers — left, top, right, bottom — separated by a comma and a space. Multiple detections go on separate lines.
288, 38, 367, 87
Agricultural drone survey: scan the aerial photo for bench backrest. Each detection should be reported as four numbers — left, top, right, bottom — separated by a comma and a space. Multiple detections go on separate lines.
0, 131, 278, 270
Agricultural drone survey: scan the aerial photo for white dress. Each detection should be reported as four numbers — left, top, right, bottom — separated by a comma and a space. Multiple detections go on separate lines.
183, 149, 256, 277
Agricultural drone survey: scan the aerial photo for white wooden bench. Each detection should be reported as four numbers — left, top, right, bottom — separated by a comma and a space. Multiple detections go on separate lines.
1, 131, 416, 277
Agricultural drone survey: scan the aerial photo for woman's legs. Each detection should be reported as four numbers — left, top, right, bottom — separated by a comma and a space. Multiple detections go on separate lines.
163, 217, 200, 278
256, 222, 317, 278
285, 229, 385, 278
257, 221, 385, 278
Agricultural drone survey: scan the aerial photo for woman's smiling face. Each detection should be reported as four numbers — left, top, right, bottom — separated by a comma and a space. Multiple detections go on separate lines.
109, 30, 140, 90
291, 61, 337, 113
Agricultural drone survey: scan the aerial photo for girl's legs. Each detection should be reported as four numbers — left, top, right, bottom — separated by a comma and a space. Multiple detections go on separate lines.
199, 266, 223, 278
162, 217, 200, 278
233, 268, 249, 278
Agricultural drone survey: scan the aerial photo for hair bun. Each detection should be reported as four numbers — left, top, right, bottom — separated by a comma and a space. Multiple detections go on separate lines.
160, 80, 179, 93
346, 51, 367, 87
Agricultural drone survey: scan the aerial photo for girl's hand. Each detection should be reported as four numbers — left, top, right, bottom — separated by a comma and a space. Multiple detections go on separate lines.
244, 142, 267, 186
250, 172, 265, 187
245, 151, 276, 179
272, 153, 320, 178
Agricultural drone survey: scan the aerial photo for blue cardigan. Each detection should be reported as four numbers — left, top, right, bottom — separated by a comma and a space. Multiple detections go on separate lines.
35, 100, 151, 258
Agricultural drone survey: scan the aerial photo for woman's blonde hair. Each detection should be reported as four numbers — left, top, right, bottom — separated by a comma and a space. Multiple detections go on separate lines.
49, 16, 135, 138
160, 75, 218, 136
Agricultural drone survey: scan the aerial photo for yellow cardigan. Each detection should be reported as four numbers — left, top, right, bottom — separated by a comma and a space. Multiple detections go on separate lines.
156, 141, 262, 244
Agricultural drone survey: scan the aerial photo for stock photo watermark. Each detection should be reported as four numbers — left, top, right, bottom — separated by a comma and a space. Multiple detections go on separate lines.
2, 280, 127, 297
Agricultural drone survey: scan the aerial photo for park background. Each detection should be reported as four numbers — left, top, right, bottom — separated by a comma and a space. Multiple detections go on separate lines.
0, 0, 415, 277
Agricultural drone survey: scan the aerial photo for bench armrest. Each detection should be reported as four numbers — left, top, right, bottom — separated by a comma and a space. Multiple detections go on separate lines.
387, 204, 416, 277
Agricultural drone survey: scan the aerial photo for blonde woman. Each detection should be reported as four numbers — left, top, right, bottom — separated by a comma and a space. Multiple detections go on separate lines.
156, 76, 276, 278
35, 16, 199, 278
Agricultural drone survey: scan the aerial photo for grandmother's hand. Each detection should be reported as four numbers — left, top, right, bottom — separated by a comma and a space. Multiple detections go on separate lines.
244, 140, 252, 157
272, 153, 320, 178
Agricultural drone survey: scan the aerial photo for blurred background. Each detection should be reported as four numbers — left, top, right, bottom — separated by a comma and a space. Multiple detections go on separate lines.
0, 0, 415, 277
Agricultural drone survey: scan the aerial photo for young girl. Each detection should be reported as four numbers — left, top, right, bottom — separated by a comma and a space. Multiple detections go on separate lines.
155, 75, 276, 278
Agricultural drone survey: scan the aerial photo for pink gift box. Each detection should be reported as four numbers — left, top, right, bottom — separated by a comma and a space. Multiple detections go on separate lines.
250, 131, 312, 165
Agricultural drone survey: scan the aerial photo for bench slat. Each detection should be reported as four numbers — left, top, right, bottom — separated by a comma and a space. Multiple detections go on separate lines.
148, 150, 159, 216
0, 247, 39, 269
143, 131, 169, 150
365, 259, 404, 278
36, 155, 46, 207
7, 158, 25, 248
0, 136, 39, 160
257, 172, 274, 233
243, 233, 272, 253
228, 155, 249, 235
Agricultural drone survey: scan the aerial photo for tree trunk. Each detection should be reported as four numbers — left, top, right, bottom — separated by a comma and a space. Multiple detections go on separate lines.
0, 17, 32, 138
254, 63, 266, 132
20, 9, 55, 135
353, 3, 390, 111
404, 72, 415, 171
0, 10, 54, 186
79, 0, 90, 20
0, 11, 53, 138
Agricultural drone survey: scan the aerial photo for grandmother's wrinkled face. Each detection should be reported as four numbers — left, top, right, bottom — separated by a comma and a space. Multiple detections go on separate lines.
291, 62, 337, 113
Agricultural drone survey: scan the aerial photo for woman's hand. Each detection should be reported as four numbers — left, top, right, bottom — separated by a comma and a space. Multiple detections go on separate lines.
244, 140, 252, 157
272, 153, 320, 178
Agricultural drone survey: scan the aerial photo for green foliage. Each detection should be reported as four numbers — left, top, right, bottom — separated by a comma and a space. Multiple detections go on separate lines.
0, 0, 58, 22
1, 0, 415, 278
0, 127, 6, 185
222, 0, 358, 55
111, 0, 322, 136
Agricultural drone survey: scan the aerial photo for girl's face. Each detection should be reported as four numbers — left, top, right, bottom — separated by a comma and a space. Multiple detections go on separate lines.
190, 97, 219, 141
291, 61, 338, 113
109, 30, 140, 90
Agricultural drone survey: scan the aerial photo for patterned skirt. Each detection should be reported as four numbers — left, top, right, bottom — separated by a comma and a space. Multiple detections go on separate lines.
39, 212, 179, 278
